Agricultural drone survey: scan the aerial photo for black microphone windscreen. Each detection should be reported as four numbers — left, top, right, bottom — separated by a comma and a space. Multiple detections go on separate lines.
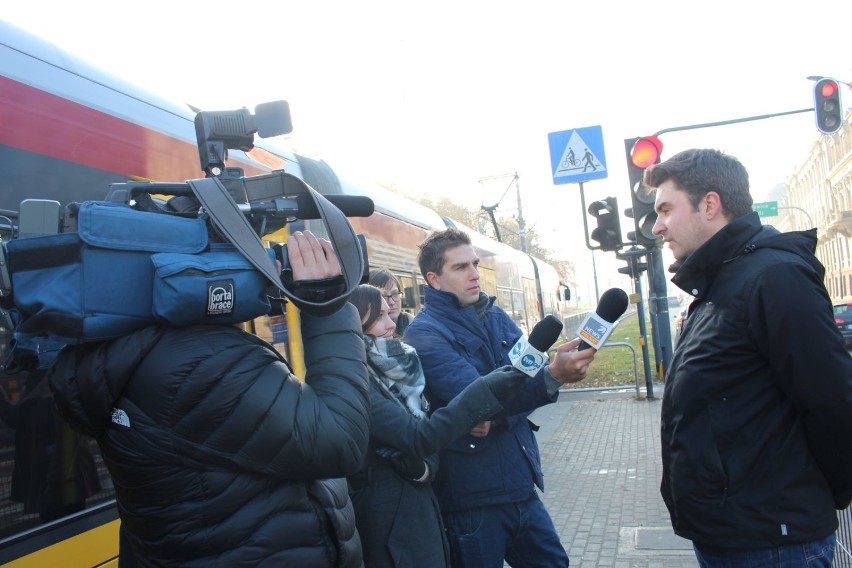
527, 315, 564, 352
294, 194, 375, 219
326, 195, 375, 217
595, 288, 629, 323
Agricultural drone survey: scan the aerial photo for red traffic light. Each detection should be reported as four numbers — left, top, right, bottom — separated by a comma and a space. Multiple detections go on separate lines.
814, 78, 843, 135
630, 136, 663, 169
820, 80, 838, 98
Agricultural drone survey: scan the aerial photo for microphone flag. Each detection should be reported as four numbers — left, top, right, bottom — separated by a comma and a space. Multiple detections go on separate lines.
577, 312, 616, 350
508, 336, 550, 377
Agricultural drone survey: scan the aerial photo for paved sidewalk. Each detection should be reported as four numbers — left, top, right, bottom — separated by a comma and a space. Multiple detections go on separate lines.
529, 386, 698, 568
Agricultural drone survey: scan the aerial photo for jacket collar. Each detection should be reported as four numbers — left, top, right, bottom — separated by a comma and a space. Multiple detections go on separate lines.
671, 212, 820, 299
671, 212, 764, 299
424, 286, 494, 314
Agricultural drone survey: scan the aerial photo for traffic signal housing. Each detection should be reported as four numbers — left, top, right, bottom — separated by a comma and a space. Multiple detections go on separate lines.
624, 136, 663, 247
617, 258, 648, 277
814, 78, 843, 135
588, 196, 622, 251
616, 248, 648, 277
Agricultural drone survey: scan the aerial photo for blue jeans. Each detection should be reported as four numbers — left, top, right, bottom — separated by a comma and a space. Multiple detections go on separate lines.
693, 533, 836, 567
442, 493, 569, 568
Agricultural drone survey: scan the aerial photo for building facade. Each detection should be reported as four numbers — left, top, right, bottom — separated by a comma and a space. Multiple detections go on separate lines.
778, 109, 852, 302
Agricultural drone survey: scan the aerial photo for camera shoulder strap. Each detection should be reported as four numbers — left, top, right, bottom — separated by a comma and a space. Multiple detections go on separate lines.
186, 174, 363, 315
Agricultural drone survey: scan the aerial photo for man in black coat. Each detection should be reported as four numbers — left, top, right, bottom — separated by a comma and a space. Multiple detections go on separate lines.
649, 149, 852, 567
49, 230, 371, 567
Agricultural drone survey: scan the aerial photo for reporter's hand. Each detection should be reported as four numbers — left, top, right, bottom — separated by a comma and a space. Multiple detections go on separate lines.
375, 447, 428, 482
481, 365, 526, 400
469, 421, 492, 437
287, 230, 341, 281
548, 338, 596, 384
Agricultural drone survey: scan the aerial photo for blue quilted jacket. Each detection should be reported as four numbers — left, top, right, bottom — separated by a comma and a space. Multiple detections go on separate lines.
404, 287, 557, 512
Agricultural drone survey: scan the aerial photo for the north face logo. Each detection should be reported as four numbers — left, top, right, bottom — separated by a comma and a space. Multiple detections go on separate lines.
111, 408, 130, 428
207, 280, 235, 316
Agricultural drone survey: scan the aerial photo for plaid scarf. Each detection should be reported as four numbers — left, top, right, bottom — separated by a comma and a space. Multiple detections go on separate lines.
363, 336, 429, 418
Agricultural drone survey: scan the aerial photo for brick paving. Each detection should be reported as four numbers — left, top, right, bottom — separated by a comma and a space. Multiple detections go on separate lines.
530, 386, 698, 568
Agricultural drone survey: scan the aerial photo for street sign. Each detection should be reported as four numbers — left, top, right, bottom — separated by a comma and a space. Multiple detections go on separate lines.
548, 125, 607, 185
753, 201, 778, 217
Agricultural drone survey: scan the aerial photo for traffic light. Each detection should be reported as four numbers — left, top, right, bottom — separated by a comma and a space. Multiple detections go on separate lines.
617, 258, 648, 277
624, 136, 663, 247
616, 249, 648, 277
813, 78, 843, 135
588, 196, 622, 251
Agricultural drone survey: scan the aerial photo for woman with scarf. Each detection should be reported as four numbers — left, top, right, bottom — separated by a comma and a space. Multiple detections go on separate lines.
368, 267, 413, 336
346, 284, 525, 567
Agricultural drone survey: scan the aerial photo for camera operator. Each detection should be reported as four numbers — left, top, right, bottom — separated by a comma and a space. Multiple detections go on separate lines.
48, 229, 370, 567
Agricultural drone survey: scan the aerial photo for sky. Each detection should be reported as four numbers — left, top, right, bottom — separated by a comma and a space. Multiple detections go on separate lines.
4, 1, 851, 303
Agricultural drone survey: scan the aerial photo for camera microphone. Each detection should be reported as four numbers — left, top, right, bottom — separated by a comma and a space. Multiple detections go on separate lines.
508, 315, 564, 377
295, 194, 375, 219
238, 193, 375, 219
577, 288, 629, 351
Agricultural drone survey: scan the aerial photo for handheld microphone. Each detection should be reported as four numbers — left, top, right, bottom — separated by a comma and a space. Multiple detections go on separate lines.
508, 315, 564, 376
239, 194, 375, 219
577, 288, 629, 351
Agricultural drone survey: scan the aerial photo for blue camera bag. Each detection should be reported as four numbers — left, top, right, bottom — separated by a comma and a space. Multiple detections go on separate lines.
7, 201, 209, 343
151, 243, 272, 327
4, 172, 367, 348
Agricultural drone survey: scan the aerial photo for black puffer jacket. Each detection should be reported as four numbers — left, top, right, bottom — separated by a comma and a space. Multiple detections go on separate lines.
350, 369, 506, 567
661, 213, 852, 549
49, 305, 370, 567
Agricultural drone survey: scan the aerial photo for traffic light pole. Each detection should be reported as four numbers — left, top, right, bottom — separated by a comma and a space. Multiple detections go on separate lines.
633, 266, 655, 400
578, 181, 600, 301
578, 181, 596, 251
652, 108, 812, 137
617, 247, 654, 399
646, 246, 673, 381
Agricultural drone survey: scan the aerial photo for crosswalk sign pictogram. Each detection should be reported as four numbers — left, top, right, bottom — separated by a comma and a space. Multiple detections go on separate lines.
548, 125, 607, 185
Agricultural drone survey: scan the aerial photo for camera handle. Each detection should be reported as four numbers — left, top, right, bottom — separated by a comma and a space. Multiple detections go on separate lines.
187, 174, 364, 316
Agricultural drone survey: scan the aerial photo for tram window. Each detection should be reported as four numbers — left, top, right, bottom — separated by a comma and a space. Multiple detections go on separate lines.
479, 267, 497, 297
0, 367, 115, 540
397, 275, 415, 310
402, 287, 414, 309
497, 289, 512, 315
417, 282, 427, 307
511, 290, 528, 334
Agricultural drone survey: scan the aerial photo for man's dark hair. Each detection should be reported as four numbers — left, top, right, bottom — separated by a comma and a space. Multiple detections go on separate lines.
417, 228, 471, 279
644, 148, 753, 219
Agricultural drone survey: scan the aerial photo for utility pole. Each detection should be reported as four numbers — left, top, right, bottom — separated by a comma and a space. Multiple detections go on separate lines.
617, 247, 654, 398
478, 172, 527, 253
514, 173, 527, 253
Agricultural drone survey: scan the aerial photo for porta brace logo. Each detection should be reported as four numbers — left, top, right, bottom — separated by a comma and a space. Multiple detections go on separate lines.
207, 279, 235, 316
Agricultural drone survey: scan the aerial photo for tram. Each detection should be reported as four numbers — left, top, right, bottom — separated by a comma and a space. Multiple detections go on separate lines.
0, 19, 573, 566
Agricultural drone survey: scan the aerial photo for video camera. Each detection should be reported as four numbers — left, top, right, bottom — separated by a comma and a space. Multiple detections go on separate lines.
0, 101, 373, 353
2, 101, 372, 253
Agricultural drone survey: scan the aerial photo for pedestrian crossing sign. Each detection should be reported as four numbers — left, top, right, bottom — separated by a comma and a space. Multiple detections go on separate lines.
548, 125, 607, 185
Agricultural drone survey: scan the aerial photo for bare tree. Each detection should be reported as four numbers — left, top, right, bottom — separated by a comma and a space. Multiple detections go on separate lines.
407, 192, 577, 288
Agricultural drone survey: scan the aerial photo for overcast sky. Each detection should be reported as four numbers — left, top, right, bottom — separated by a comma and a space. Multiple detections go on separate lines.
4, 1, 851, 300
